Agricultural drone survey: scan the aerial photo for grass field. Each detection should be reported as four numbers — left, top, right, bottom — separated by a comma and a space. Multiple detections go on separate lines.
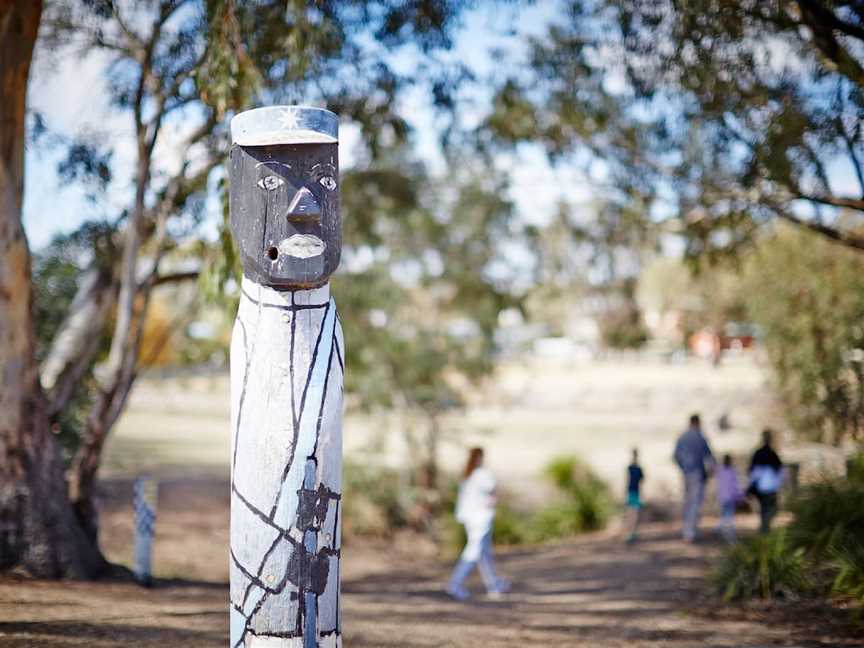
104, 353, 840, 501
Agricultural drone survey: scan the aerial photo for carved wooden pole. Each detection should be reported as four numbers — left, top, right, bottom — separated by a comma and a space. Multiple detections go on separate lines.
228, 106, 343, 648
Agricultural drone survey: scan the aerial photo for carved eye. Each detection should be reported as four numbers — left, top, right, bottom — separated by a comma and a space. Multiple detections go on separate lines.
319, 176, 337, 191
257, 175, 284, 191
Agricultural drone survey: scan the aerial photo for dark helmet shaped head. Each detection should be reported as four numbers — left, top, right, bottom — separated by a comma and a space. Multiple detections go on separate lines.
229, 106, 340, 289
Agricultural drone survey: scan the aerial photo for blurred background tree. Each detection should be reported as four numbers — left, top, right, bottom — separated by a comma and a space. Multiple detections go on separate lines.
6, 0, 864, 585
485, 0, 864, 261
2, 0, 486, 578
743, 223, 864, 445
333, 154, 522, 520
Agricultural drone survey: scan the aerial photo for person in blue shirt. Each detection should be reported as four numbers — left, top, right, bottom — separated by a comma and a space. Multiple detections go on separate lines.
674, 413, 716, 542
626, 448, 644, 543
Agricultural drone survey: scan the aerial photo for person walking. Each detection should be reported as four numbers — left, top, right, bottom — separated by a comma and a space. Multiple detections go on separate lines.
716, 454, 742, 543
674, 413, 715, 542
748, 428, 783, 533
447, 447, 509, 601
625, 448, 644, 544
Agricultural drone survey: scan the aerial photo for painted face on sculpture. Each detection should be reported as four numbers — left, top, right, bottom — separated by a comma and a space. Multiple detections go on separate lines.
229, 143, 340, 289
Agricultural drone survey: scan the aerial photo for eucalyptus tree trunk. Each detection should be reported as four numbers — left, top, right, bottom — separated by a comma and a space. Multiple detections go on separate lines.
0, 0, 106, 578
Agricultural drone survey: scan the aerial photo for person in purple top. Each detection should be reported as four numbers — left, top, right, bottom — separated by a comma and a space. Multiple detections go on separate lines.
716, 454, 742, 543
673, 413, 715, 542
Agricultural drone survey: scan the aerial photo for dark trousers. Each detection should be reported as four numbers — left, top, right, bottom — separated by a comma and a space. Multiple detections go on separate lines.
756, 492, 778, 533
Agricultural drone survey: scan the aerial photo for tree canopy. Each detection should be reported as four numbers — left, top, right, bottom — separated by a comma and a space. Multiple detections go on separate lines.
743, 224, 864, 445
485, 0, 864, 261
4, 0, 519, 576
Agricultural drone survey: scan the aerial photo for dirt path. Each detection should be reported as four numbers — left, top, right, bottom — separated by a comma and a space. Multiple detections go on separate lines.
1, 499, 860, 647
343, 523, 861, 648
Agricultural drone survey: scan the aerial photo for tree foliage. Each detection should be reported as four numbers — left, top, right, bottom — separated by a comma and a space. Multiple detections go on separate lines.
743, 225, 864, 444
4, 0, 491, 575
330, 154, 521, 493
485, 0, 864, 261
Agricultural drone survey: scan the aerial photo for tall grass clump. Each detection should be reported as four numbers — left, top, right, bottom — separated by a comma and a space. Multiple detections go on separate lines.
341, 461, 409, 538
788, 475, 864, 606
714, 462, 864, 613
831, 540, 864, 608
534, 455, 613, 539
847, 452, 864, 483
787, 479, 864, 557
714, 530, 811, 600
440, 454, 613, 555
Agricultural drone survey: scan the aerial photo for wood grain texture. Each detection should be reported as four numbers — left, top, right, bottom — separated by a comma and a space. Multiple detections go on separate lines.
230, 277, 343, 648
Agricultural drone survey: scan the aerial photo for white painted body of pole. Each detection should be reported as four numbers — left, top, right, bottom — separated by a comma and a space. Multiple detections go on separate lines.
230, 276, 344, 648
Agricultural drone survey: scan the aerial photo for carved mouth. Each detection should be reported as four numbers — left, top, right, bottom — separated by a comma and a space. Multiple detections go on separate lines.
277, 234, 326, 259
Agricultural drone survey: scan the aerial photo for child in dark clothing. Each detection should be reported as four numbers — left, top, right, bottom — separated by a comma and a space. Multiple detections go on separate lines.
626, 448, 644, 543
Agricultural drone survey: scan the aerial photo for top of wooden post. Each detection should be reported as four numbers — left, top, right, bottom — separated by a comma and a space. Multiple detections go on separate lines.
231, 105, 338, 146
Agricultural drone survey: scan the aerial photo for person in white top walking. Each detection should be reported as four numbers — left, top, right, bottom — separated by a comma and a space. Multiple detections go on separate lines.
447, 447, 509, 600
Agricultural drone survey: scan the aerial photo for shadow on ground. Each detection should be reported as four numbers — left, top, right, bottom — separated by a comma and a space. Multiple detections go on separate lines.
1, 505, 861, 647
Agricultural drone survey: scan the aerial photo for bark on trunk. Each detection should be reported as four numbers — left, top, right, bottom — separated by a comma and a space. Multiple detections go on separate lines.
67, 271, 152, 541
40, 266, 117, 418
68, 379, 135, 543
0, 0, 107, 578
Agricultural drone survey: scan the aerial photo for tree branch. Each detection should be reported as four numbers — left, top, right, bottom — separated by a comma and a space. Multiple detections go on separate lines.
144, 270, 199, 288
794, 192, 864, 212
795, 0, 864, 88
840, 121, 864, 197
110, 4, 143, 53
40, 267, 117, 418
769, 199, 864, 251
798, 0, 864, 42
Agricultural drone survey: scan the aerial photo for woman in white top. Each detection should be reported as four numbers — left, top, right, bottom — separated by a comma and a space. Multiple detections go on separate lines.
446, 447, 509, 600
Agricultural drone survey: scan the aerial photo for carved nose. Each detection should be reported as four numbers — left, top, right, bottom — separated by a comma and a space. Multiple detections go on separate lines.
286, 187, 321, 219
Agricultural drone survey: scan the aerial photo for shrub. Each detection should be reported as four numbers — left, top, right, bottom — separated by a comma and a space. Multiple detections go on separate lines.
439, 493, 534, 558
534, 455, 612, 540
492, 499, 533, 545
714, 530, 811, 601
787, 480, 864, 559
341, 461, 409, 538
440, 454, 612, 553
345, 454, 613, 550
847, 452, 864, 485
788, 477, 864, 608
743, 229, 864, 445
831, 540, 864, 607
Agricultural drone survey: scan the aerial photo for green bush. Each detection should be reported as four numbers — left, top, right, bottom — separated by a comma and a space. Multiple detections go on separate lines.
533, 455, 612, 540
787, 480, 864, 559
831, 540, 864, 607
439, 495, 534, 558
344, 454, 612, 550
847, 452, 864, 485
714, 531, 811, 601
545, 456, 581, 491
743, 229, 864, 445
440, 454, 612, 553
491, 500, 533, 545
714, 476, 864, 613
341, 461, 409, 538
788, 478, 864, 608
